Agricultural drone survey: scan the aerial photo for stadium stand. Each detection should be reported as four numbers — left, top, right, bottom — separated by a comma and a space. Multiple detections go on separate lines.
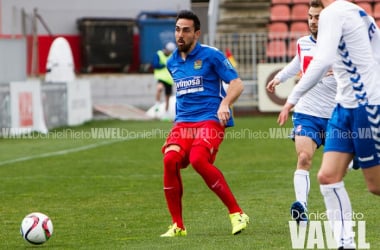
373, 2, 380, 19
290, 4, 309, 21
356, 2, 374, 15
353, 0, 373, 3
287, 21, 308, 58
292, 0, 310, 3
289, 21, 309, 39
270, 4, 291, 22
268, 22, 289, 39
266, 39, 287, 61
218, 0, 270, 33
287, 39, 298, 58
271, 0, 292, 4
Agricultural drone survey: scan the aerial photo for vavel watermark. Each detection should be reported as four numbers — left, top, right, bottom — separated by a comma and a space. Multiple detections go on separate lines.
0, 127, 376, 140
289, 211, 370, 249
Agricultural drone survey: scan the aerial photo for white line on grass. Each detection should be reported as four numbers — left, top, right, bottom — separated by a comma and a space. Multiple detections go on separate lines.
0, 139, 130, 167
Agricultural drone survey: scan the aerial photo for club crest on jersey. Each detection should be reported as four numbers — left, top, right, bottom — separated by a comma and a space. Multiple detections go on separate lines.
194, 60, 202, 69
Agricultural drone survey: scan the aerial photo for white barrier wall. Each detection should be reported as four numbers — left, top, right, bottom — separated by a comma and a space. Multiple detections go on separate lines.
1, 80, 92, 135
10, 81, 47, 135
257, 63, 298, 112
66, 80, 92, 126
0, 39, 27, 84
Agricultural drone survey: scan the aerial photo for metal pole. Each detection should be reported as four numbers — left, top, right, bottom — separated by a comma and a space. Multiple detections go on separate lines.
207, 0, 219, 47
31, 8, 38, 77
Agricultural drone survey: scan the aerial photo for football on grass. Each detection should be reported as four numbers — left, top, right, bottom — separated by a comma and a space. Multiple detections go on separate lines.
20, 212, 53, 245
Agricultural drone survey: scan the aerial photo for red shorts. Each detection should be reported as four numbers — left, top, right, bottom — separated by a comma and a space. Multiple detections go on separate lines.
162, 121, 225, 166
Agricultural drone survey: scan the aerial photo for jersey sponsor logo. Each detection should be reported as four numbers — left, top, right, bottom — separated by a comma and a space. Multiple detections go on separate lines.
175, 76, 204, 96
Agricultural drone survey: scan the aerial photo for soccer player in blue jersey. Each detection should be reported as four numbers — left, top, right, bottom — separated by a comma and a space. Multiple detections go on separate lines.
278, 0, 380, 249
160, 10, 249, 237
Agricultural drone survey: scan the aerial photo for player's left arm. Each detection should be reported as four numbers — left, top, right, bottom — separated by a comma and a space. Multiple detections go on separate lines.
218, 78, 244, 126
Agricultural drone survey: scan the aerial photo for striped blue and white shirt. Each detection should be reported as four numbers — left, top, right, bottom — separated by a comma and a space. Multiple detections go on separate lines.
287, 0, 380, 108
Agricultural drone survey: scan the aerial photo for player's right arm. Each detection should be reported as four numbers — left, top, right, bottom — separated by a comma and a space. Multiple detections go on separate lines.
266, 49, 301, 93
266, 78, 281, 93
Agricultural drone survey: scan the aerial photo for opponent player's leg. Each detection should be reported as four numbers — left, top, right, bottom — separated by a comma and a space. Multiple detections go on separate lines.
362, 165, 380, 195
354, 105, 380, 196
161, 144, 187, 237
291, 135, 317, 223
318, 151, 356, 249
289, 112, 325, 224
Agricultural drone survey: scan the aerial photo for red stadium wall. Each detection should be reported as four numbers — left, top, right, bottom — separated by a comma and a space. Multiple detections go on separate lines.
26, 34, 140, 75
25, 35, 81, 75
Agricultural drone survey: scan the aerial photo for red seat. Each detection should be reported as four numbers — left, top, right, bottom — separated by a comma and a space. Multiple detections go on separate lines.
290, 4, 309, 22
270, 4, 291, 22
266, 39, 287, 60
353, 0, 373, 3
289, 21, 309, 39
287, 39, 298, 58
271, 0, 292, 4
376, 18, 380, 28
292, 0, 310, 3
373, 3, 380, 19
356, 2, 373, 15
268, 22, 289, 39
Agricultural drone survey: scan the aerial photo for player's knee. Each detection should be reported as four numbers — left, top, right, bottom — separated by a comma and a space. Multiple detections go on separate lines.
367, 184, 380, 196
189, 146, 210, 172
297, 151, 312, 169
317, 170, 331, 185
368, 188, 380, 196
163, 150, 183, 171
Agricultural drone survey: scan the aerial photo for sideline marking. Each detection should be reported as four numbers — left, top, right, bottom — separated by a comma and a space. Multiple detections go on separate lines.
0, 139, 130, 167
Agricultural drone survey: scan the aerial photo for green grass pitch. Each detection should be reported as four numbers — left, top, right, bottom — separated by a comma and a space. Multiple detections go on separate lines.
0, 116, 378, 249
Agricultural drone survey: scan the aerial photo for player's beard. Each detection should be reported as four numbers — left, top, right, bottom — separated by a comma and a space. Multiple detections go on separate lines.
177, 39, 194, 53
309, 26, 318, 39
312, 30, 318, 39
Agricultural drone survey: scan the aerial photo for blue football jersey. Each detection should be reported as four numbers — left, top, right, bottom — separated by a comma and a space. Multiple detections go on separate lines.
167, 43, 239, 126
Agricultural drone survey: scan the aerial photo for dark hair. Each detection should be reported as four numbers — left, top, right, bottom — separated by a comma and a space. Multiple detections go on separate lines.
176, 10, 201, 31
310, 0, 322, 8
